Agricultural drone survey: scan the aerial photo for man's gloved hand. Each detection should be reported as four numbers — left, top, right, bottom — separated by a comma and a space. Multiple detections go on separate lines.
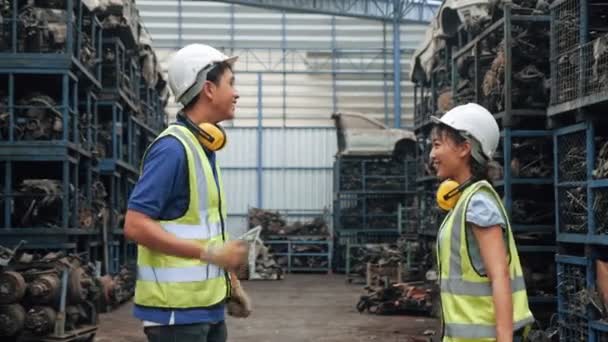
227, 277, 252, 318
201, 240, 248, 271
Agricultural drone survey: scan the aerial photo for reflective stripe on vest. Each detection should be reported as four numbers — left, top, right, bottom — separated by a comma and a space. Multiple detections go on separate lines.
134, 125, 228, 309
439, 275, 527, 296
162, 214, 222, 239
444, 318, 532, 340
138, 264, 224, 282
437, 181, 535, 341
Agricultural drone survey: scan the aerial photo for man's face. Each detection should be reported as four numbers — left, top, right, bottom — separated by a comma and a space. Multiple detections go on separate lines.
210, 67, 238, 122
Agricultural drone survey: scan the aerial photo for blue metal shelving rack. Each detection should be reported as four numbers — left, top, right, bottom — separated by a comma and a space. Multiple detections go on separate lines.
256, 209, 333, 273
551, 119, 608, 340
332, 155, 417, 272
0, 0, 103, 256
496, 129, 557, 309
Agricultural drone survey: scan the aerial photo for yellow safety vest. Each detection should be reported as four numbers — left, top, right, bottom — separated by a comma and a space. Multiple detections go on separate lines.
134, 125, 229, 309
436, 180, 535, 341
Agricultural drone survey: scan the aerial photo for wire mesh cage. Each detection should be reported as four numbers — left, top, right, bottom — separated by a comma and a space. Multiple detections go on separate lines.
550, 0, 608, 111
336, 193, 405, 231
551, 0, 581, 57
416, 136, 434, 180
0, 0, 102, 78
594, 136, 608, 179
414, 85, 433, 129
557, 130, 587, 182
336, 156, 414, 193
594, 326, 608, 342
418, 184, 443, 236
511, 186, 555, 226
511, 136, 554, 178
557, 186, 588, 235
556, 256, 589, 317
559, 313, 589, 342
593, 188, 608, 235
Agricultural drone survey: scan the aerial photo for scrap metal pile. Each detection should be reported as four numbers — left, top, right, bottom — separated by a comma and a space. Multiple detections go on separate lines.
339, 158, 411, 192
510, 138, 553, 178
11, 179, 108, 230
348, 242, 406, 278
3, 1, 96, 68
248, 208, 329, 238
456, 1, 552, 112
338, 195, 403, 230
0, 243, 137, 339
248, 208, 330, 272
97, 263, 136, 309
559, 135, 608, 234
356, 281, 438, 316
0, 249, 100, 339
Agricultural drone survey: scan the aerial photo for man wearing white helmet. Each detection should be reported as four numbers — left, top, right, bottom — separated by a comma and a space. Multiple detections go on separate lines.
124, 44, 250, 342
430, 103, 535, 341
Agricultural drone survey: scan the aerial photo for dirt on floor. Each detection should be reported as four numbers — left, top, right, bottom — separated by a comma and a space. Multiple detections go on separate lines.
95, 274, 439, 342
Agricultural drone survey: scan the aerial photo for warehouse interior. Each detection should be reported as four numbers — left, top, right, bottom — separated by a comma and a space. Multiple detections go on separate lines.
0, 0, 607, 341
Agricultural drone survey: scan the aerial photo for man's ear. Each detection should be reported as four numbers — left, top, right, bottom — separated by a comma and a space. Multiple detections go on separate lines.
202, 80, 215, 100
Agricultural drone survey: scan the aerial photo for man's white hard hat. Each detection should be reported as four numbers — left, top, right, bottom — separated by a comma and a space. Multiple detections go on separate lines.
168, 44, 238, 106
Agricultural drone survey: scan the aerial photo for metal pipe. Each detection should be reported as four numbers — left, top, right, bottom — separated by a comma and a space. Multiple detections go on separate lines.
331, 16, 338, 113
257, 73, 263, 208
392, 0, 402, 128
504, 4, 512, 126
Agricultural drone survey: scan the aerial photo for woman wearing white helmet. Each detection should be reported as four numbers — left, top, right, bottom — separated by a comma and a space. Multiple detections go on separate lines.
430, 103, 535, 341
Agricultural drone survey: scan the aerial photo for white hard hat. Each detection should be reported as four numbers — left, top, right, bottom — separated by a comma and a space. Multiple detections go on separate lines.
168, 44, 238, 106
431, 103, 499, 161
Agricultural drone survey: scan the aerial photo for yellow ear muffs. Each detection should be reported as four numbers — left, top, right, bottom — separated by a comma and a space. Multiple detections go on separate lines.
436, 179, 462, 211
196, 123, 227, 151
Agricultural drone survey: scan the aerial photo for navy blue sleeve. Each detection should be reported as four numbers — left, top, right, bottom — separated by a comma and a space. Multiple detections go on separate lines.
127, 136, 187, 219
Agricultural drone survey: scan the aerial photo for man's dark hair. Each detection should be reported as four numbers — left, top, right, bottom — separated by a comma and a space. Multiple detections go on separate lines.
183, 61, 233, 111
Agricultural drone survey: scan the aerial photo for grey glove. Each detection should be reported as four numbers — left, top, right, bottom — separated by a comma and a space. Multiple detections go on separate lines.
227, 279, 252, 318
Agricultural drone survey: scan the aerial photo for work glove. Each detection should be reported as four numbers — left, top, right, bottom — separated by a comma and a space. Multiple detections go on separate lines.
227, 278, 252, 318
201, 240, 248, 271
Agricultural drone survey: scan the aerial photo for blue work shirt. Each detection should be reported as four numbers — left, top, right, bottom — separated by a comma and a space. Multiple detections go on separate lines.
127, 121, 225, 325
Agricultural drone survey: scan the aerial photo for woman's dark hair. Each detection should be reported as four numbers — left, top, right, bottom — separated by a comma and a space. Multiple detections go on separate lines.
431, 123, 497, 183
183, 61, 233, 111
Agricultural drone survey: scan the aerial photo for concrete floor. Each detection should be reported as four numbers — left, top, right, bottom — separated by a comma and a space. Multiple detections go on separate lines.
96, 274, 439, 342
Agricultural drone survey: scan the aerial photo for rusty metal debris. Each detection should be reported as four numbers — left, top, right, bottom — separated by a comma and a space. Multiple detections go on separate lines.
98, 264, 136, 308
89, 0, 139, 47
14, 179, 67, 228
248, 208, 329, 237
512, 200, 553, 225
0, 93, 63, 141
560, 187, 588, 233
0, 303, 26, 337
560, 145, 586, 180
520, 254, 557, 298
481, 26, 550, 112
349, 243, 406, 278
12, 178, 108, 230
356, 281, 437, 316
511, 139, 552, 178
594, 139, 608, 179
0, 250, 101, 338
